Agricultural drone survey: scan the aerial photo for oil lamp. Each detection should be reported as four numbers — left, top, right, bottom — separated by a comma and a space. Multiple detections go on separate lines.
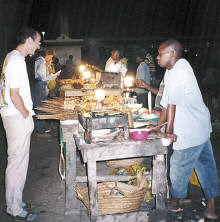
123, 76, 134, 99
79, 64, 86, 73
82, 71, 92, 86
124, 77, 133, 90
95, 89, 105, 109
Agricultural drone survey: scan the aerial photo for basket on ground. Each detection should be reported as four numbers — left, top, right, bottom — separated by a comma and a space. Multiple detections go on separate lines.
106, 158, 144, 168
75, 177, 147, 216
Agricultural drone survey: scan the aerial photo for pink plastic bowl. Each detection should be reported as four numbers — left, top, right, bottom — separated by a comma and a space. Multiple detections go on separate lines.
130, 130, 148, 141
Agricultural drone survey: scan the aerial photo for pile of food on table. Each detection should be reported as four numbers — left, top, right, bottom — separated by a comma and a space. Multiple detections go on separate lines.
36, 63, 163, 143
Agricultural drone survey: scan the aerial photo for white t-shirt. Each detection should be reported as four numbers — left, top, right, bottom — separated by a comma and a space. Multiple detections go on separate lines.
105, 57, 127, 76
160, 58, 211, 150
105, 57, 127, 88
0, 50, 34, 117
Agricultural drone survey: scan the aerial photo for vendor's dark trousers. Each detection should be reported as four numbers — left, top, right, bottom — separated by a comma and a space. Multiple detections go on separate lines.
137, 93, 148, 108
34, 83, 48, 133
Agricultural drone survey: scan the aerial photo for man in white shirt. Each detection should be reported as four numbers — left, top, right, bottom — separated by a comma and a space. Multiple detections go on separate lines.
157, 39, 219, 220
105, 49, 127, 88
0, 27, 41, 220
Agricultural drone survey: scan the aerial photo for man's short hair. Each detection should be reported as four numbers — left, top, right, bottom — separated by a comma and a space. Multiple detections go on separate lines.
135, 52, 146, 60
16, 27, 39, 45
111, 48, 120, 54
45, 48, 55, 56
38, 49, 46, 58
161, 39, 183, 58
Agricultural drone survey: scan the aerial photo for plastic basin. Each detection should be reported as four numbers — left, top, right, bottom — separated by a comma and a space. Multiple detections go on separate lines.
130, 130, 148, 141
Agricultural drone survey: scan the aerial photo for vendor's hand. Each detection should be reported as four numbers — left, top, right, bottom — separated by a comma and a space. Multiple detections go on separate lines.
146, 124, 156, 130
91, 65, 103, 72
56, 70, 61, 76
136, 79, 147, 89
146, 124, 160, 132
152, 109, 161, 116
165, 133, 177, 143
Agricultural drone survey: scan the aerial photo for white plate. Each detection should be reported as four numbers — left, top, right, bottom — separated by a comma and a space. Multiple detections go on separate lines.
60, 120, 78, 125
127, 103, 142, 110
132, 122, 150, 128
138, 108, 148, 114
129, 128, 150, 133
139, 113, 159, 119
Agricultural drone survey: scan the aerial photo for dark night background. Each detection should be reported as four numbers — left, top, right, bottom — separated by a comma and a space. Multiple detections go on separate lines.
1, 0, 220, 79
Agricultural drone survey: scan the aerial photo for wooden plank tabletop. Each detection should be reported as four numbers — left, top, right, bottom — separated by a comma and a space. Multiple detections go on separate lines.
74, 135, 167, 162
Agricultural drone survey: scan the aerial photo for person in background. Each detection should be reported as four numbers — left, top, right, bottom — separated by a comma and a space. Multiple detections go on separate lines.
34, 48, 59, 136
136, 77, 164, 115
0, 27, 40, 221
53, 57, 62, 73
65, 54, 74, 78
145, 52, 156, 86
47, 51, 58, 97
105, 49, 127, 88
105, 49, 127, 74
157, 39, 219, 220
25, 55, 37, 104
121, 56, 128, 68
48, 57, 62, 97
134, 52, 151, 108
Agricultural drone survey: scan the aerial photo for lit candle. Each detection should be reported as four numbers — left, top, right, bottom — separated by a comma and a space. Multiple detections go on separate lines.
83, 71, 91, 79
79, 65, 86, 72
148, 91, 152, 114
95, 89, 105, 102
124, 77, 133, 88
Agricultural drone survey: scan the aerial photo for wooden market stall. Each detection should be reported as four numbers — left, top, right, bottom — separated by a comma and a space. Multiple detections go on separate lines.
36, 71, 168, 221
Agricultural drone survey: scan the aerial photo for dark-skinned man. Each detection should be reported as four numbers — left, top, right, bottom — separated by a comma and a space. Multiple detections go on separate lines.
156, 39, 219, 220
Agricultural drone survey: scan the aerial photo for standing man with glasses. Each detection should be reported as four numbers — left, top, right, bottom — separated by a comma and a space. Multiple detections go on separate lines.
0, 27, 41, 221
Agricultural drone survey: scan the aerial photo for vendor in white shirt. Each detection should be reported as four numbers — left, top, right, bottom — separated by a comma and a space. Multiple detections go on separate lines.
105, 49, 127, 87
34, 48, 60, 135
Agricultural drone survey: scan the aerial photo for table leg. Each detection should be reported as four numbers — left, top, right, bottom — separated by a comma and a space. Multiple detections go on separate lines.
152, 154, 167, 210
123, 125, 129, 140
87, 156, 98, 220
61, 123, 79, 215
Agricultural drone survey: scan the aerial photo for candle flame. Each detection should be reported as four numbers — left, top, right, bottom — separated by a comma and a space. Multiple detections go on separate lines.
124, 77, 133, 88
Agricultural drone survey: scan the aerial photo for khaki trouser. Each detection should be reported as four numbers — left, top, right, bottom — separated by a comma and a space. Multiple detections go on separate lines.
2, 114, 34, 216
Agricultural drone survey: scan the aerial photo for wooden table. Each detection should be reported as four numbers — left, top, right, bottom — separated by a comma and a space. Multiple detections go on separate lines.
75, 135, 167, 221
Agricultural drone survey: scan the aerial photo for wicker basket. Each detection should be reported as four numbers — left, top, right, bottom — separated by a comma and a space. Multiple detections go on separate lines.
106, 158, 144, 168
76, 178, 146, 215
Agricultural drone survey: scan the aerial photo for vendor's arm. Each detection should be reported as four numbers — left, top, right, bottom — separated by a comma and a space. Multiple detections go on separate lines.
91, 65, 103, 73
10, 88, 29, 118
149, 107, 167, 132
46, 71, 60, 81
165, 104, 177, 143
136, 79, 159, 95
157, 107, 167, 126
152, 109, 161, 116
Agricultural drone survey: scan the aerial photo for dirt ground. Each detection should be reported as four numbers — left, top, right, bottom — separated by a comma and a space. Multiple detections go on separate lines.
0, 119, 220, 222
